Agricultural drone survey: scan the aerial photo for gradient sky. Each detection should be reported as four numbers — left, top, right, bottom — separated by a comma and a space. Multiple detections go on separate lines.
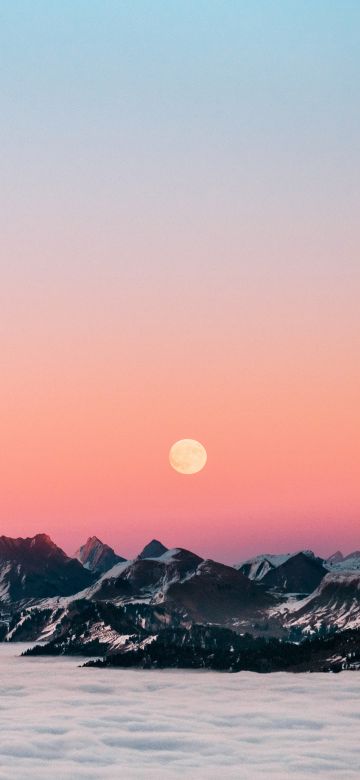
1, 1, 359, 562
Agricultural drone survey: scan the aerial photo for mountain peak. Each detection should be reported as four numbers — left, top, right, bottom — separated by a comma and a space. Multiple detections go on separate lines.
139, 539, 168, 559
326, 550, 344, 564
261, 550, 326, 594
0, 533, 93, 604
31, 533, 58, 548
344, 550, 360, 561
75, 536, 126, 573
236, 550, 318, 581
85, 535, 102, 545
0, 533, 64, 562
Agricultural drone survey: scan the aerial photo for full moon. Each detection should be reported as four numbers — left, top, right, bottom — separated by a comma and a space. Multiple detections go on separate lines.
169, 439, 207, 475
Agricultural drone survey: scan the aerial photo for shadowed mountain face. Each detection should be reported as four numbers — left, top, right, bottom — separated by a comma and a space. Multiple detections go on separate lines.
281, 572, 360, 635
0, 533, 63, 566
138, 539, 168, 559
75, 536, 126, 573
239, 558, 276, 580
164, 559, 274, 623
236, 551, 319, 582
0, 534, 94, 604
261, 552, 327, 594
92, 548, 203, 603
91, 549, 274, 628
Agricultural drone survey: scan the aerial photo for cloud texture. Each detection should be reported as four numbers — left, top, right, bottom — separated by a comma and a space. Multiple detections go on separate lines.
0, 644, 359, 778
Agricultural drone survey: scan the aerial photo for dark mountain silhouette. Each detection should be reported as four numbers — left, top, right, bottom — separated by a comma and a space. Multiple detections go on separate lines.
261, 552, 326, 594
139, 539, 168, 559
164, 558, 274, 624
0, 534, 94, 604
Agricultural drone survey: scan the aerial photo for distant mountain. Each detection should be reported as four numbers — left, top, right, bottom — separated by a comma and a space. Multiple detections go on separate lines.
236, 553, 293, 580
0, 534, 94, 605
275, 571, 360, 635
75, 536, 126, 574
71, 547, 274, 632
261, 552, 326, 594
163, 557, 274, 625
236, 550, 320, 582
89, 547, 204, 603
325, 551, 360, 573
326, 551, 343, 565
139, 539, 168, 559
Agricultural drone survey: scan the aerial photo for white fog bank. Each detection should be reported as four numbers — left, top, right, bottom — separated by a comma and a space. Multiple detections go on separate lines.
0, 644, 359, 779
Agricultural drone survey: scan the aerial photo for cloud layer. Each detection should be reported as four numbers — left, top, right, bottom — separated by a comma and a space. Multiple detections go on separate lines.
0, 644, 360, 779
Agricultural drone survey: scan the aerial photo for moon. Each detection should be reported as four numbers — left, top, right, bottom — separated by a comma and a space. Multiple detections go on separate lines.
169, 439, 207, 475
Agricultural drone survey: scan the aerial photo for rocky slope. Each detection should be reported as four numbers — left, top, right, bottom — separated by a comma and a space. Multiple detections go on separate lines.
75, 536, 125, 573
325, 551, 360, 573
271, 571, 360, 636
237, 550, 327, 595
0, 534, 94, 605
261, 552, 327, 594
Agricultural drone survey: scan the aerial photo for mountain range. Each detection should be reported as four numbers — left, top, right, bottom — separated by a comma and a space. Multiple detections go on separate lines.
1, 533, 360, 672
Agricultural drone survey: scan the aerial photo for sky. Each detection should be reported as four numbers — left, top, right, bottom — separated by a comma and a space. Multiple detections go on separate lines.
0, 1, 359, 562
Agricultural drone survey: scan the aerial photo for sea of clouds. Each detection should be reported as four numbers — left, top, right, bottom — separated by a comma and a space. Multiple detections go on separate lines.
0, 643, 359, 779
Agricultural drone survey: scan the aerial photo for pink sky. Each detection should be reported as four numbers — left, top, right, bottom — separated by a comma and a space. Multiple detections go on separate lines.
0, 3, 359, 562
